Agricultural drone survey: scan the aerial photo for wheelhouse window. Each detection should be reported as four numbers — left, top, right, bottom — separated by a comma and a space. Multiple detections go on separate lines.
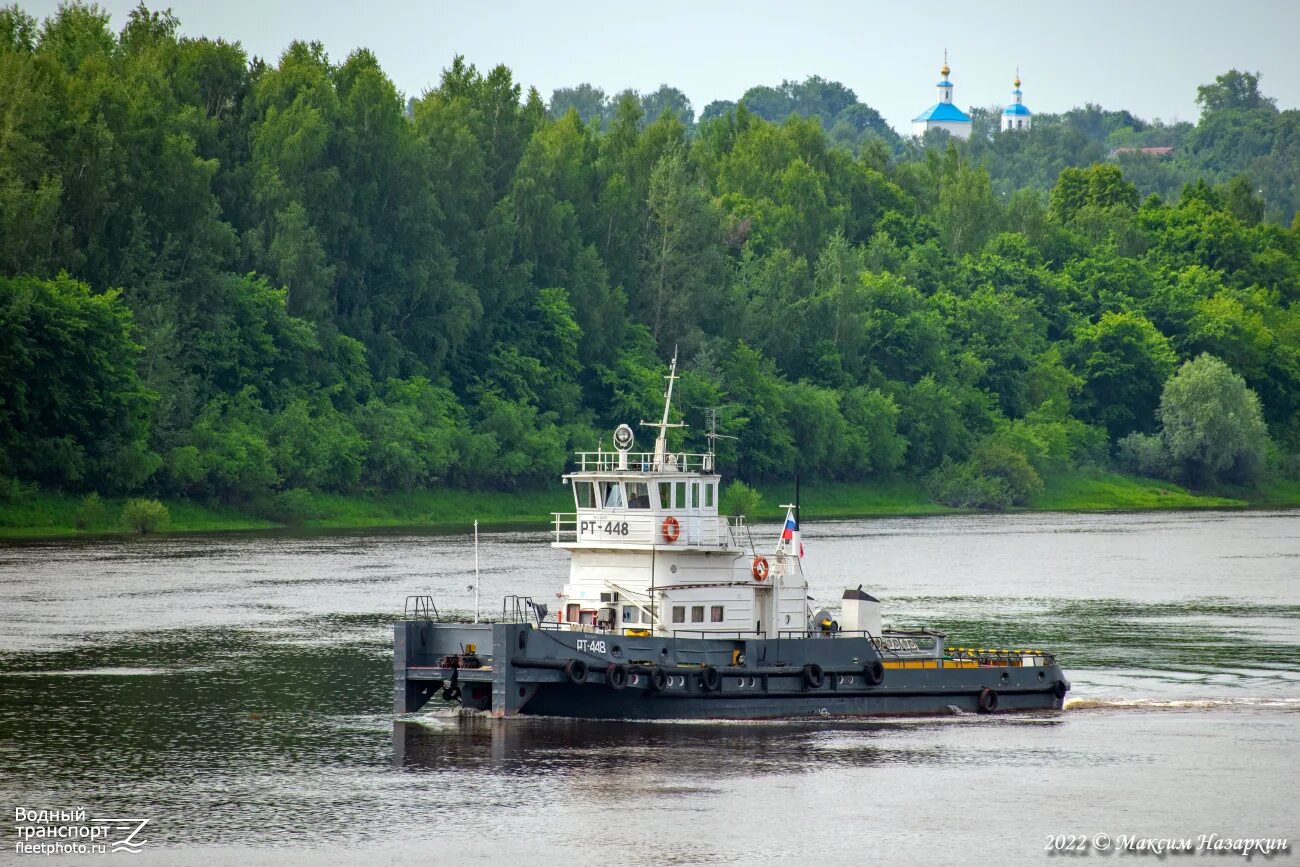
626, 482, 650, 509
600, 482, 624, 509
674, 482, 686, 510
691, 605, 704, 623
574, 481, 595, 509
710, 605, 724, 622
691, 483, 700, 508
671, 606, 685, 624
658, 482, 672, 509
622, 605, 638, 624
704, 483, 714, 509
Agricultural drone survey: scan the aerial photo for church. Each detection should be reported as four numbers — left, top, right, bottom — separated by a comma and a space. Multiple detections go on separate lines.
1002, 72, 1032, 131
912, 54, 972, 139
912, 55, 1033, 139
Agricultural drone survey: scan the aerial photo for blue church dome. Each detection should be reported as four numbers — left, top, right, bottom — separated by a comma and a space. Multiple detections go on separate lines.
915, 102, 973, 123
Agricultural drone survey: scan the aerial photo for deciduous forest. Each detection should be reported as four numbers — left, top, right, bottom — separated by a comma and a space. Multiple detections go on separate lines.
2, 4, 1298, 525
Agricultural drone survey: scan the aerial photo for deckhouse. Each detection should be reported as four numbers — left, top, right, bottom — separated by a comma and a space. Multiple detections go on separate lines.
551, 356, 809, 639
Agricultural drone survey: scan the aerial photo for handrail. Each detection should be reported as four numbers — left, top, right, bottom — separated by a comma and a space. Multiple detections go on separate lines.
669, 628, 766, 639
571, 451, 715, 473
551, 510, 742, 549
404, 595, 440, 621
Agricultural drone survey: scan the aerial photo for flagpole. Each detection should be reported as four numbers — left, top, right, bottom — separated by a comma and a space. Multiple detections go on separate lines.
473, 519, 480, 624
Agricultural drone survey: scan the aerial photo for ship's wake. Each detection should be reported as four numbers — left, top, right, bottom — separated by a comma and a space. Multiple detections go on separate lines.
1066, 696, 1300, 712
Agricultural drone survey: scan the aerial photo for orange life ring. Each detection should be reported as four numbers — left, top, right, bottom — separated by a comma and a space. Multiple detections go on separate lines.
751, 556, 770, 581
661, 516, 681, 543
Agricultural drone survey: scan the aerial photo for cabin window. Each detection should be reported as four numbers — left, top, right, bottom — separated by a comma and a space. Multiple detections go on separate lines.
658, 482, 672, 509
711, 605, 724, 622
622, 605, 638, 624
671, 606, 685, 624
691, 605, 704, 623
575, 482, 595, 509
566, 604, 580, 622
600, 481, 624, 509
626, 482, 650, 509
704, 484, 714, 508
674, 482, 686, 510
691, 483, 700, 508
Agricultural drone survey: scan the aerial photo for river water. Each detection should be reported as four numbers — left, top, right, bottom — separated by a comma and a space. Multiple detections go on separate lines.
1, 511, 1297, 865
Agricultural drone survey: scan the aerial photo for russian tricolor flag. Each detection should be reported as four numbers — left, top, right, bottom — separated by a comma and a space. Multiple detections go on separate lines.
780, 508, 804, 558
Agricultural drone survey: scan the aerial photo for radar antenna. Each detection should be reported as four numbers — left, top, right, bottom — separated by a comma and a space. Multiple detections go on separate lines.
640, 348, 687, 470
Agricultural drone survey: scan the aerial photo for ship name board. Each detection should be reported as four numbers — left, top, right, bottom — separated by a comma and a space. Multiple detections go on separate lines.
580, 520, 630, 537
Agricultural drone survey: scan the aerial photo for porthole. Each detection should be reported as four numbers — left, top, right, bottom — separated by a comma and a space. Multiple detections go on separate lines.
611, 644, 623, 658
670, 564, 678, 574
660, 647, 669, 658
518, 687, 526, 698
1037, 670, 1046, 681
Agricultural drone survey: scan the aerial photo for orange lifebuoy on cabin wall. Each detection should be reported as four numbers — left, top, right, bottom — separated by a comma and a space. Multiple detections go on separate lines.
661, 516, 681, 543
752, 556, 770, 582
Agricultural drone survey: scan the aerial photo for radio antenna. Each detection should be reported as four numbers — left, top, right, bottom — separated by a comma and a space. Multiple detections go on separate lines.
704, 407, 737, 454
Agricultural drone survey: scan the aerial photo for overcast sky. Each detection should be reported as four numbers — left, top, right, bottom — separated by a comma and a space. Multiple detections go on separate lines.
23, 0, 1300, 131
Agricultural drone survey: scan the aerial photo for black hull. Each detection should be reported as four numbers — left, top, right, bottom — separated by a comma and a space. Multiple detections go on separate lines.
395, 621, 1070, 721
493, 683, 1063, 720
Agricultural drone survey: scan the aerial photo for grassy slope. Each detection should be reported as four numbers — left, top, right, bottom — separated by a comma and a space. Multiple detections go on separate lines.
0, 470, 1293, 539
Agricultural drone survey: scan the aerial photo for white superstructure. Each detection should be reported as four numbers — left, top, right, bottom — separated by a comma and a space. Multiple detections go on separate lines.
551, 355, 809, 639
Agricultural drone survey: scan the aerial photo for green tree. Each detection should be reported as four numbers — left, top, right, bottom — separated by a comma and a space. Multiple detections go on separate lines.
0, 274, 157, 491
1069, 311, 1177, 438
1158, 353, 1269, 485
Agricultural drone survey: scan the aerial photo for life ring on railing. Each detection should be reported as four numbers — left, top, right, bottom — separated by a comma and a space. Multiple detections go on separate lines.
751, 556, 770, 582
662, 516, 681, 543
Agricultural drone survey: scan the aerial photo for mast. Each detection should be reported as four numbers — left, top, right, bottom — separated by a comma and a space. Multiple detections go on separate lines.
640, 349, 687, 469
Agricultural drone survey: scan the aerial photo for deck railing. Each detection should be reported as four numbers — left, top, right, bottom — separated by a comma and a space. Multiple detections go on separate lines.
551, 511, 746, 549
572, 451, 714, 473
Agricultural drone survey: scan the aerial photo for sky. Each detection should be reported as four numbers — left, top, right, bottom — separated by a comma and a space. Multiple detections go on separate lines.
22, 0, 1300, 132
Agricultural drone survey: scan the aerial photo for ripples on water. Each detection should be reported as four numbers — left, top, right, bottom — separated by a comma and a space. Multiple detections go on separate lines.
0, 511, 1297, 865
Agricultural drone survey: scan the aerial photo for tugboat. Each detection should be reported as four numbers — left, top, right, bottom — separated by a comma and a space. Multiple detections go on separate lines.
394, 357, 1070, 719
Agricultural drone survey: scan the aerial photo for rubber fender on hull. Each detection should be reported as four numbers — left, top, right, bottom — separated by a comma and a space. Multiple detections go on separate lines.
563, 659, 588, 685
865, 660, 885, 686
977, 687, 999, 713
803, 663, 825, 689
606, 663, 628, 690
